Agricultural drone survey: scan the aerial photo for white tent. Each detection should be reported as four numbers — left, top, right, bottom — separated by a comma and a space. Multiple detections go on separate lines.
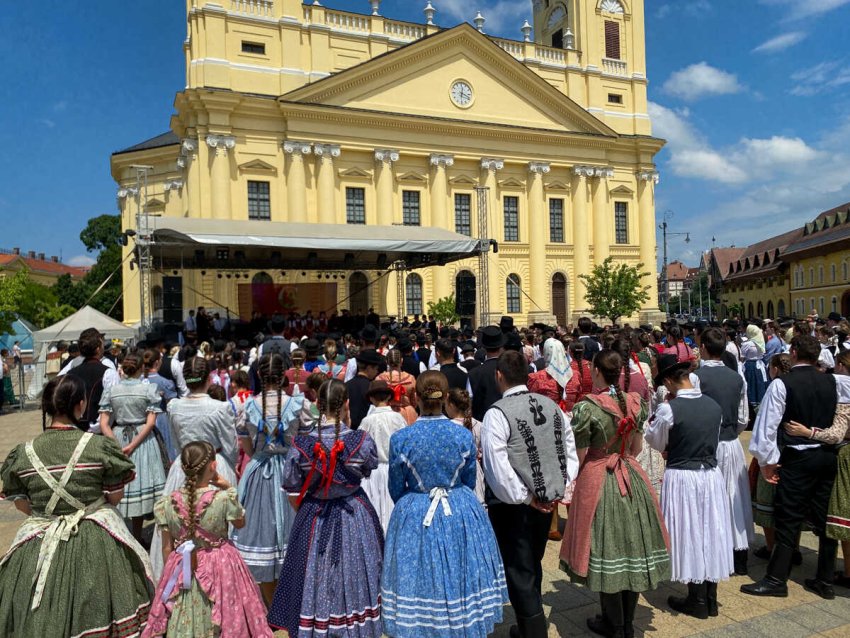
27, 306, 136, 400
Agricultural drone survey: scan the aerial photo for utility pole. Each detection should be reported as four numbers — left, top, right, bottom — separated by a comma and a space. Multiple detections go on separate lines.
659, 210, 690, 317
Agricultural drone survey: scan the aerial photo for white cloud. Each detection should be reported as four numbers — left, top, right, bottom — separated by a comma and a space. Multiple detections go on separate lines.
790, 59, 850, 95
752, 31, 807, 53
655, 0, 712, 19
436, 0, 532, 34
662, 62, 744, 101
67, 255, 96, 267
38, 118, 56, 129
761, 0, 850, 21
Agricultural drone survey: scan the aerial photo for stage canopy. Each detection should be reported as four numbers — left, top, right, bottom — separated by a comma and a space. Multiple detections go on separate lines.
149, 218, 485, 271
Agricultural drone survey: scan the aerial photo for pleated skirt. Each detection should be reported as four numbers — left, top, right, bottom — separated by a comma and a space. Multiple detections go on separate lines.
717, 439, 755, 550
827, 444, 850, 541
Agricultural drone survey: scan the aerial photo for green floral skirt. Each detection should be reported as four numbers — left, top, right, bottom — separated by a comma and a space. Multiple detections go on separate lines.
827, 444, 850, 541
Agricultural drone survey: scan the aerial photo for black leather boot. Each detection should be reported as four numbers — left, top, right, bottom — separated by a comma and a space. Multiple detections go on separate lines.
668, 582, 709, 620
734, 549, 749, 576
621, 590, 639, 638
741, 544, 792, 597
587, 593, 624, 637
706, 582, 718, 617
805, 537, 837, 600
517, 612, 548, 638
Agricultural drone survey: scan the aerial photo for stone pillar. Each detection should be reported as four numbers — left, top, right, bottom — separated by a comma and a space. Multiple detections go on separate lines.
314, 144, 340, 224
592, 166, 614, 265
179, 138, 199, 218
205, 135, 235, 220
638, 170, 662, 319
572, 166, 593, 315
528, 161, 555, 324
430, 153, 454, 301
481, 158, 503, 324
374, 149, 399, 226
283, 140, 312, 223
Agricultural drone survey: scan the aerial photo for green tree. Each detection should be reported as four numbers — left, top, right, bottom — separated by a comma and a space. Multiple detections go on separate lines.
427, 295, 460, 326
579, 257, 650, 326
80, 214, 122, 252
0, 270, 28, 333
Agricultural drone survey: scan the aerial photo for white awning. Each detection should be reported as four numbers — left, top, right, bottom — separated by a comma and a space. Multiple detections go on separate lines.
150, 217, 485, 270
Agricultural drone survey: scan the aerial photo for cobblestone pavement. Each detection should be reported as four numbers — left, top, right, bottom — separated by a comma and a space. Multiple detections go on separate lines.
1, 408, 848, 637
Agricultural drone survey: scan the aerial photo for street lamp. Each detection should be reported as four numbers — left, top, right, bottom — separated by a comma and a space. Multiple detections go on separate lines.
659, 210, 690, 316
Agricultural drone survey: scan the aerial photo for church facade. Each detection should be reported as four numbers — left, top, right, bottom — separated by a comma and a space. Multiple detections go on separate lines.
112, 0, 663, 328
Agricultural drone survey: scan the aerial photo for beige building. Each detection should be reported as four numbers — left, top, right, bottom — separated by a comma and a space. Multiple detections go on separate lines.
112, 0, 663, 328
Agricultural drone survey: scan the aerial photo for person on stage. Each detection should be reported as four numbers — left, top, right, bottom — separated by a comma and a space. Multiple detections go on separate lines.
646, 355, 734, 619
692, 327, 754, 575
560, 349, 670, 638
483, 351, 579, 637
382, 371, 507, 638
742, 335, 850, 599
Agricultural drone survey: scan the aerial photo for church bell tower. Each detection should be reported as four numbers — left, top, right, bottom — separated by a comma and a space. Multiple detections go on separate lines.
533, 0, 573, 49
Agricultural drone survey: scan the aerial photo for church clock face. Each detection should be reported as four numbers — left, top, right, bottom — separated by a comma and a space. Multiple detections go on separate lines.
450, 80, 474, 108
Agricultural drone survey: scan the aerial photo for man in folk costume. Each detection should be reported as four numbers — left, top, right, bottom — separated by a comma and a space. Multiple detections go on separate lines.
469, 326, 507, 421
743, 335, 850, 599
692, 327, 754, 575
646, 355, 734, 619
482, 351, 579, 638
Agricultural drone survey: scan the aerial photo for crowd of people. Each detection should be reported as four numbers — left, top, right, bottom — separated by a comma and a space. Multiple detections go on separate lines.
0, 308, 849, 638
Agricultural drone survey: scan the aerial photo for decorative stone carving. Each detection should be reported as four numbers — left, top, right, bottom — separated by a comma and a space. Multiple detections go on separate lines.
637, 170, 660, 184
205, 135, 236, 156
600, 0, 624, 14
481, 158, 505, 172
528, 161, 551, 175
430, 153, 455, 168
313, 143, 341, 158
374, 149, 400, 163
164, 180, 184, 192
282, 140, 313, 155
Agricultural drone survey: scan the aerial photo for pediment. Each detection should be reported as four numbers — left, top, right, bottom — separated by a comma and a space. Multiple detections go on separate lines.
609, 184, 634, 195
282, 24, 616, 137
397, 171, 428, 184
146, 198, 166, 210
338, 166, 372, 179
238, 159, 277, 174
499, 177, 526, 188
545, 180, 571, 191
449, 174, 479, 186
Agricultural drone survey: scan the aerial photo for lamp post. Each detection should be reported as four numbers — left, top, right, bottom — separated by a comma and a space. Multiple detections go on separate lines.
659, 210, 690, 317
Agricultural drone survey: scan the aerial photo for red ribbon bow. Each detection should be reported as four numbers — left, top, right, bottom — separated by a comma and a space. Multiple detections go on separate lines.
322, 440, 346, 497
616, 416, 637, 457
297, 442, 328, 507
388, 383, 406, 404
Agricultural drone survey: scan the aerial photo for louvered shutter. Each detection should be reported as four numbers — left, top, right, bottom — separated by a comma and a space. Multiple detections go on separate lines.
605, 21, 621, 59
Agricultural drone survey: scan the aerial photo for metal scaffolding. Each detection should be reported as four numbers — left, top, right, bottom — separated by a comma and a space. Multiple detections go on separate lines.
393, 260, 407, 318
475, 186, 490, 328
132, 165, 154, 334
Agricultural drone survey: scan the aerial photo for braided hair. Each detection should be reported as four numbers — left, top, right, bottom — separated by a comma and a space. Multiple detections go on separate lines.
447, 387, 473, 431
142, 348, 160, 379
258, 353, 286, 434
612, 338, 632, 393
317, 379, 348, 444
291, 348, 306, 386
594, 350, 630, 419
569, 340, 586, 380
179, 441, 215, 541
769, 352, 792, 379
416, 370, 448, 415
183, 356, 211, 392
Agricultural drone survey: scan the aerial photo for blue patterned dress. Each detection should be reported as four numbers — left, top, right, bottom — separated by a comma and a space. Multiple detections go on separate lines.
381, 416, 507, 638
268, 420, 383, 638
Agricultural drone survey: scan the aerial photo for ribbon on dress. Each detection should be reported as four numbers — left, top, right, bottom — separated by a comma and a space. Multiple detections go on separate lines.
423, 487, 452, 527
322, 440, 346, 497
297, 443, 327, 507
160, 540, 196, 602
388, 383, 406, 404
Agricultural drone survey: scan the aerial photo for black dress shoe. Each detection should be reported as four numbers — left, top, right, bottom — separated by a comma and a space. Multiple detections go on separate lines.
668, 583, 709, 620
740, 576, 788, 597
804, 578, 835, 600
509, 625, 520, 638
586, 616, 624, 638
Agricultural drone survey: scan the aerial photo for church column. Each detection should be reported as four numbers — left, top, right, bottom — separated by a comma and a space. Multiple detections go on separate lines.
430, 153, 454, 300
374, 149, 400, 226
283, 140, 312, 223
528, 161, 554, 324
638, 170, 661, 311
205, 135, 235, 220
592, 166, 614, 264
314, 144, 340, 224
481, 158, 503, 324
572, 166, 593, 314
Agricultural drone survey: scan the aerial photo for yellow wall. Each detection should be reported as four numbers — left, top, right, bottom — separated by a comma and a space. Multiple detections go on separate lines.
789, 251, 850, 317
113, 0, 662, 328
721, 275, 791, 320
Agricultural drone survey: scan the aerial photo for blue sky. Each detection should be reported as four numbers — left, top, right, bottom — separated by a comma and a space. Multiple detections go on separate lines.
1, 0, 849, 269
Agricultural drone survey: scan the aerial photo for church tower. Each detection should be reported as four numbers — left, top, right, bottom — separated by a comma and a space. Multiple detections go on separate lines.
533, 0, 573, 50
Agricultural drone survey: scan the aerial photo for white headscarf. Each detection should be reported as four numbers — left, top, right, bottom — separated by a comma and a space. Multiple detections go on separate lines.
746, 324, 765, 353
543, 338, 572, 389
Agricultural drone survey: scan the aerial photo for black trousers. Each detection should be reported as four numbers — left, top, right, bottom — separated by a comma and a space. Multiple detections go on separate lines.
488, 502, 551, 620
774, 446, 838, 549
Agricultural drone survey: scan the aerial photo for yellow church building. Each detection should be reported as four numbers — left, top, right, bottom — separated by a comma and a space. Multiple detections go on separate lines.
112, 0, 664, 329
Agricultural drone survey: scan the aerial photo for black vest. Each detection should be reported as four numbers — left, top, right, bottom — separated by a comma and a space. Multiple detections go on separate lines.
460, 358, 481, 372
440, 363, 468, 391
159, 355, 174, 382
779, 366, 837, 449
666, 394, 722, 470
401, 355, 421, 379
469, 358, 501, 421
67, 359, 109, 431
694, 365, 744, 441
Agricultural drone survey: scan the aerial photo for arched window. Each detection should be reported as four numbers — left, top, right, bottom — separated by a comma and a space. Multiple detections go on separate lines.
252, 271, 273, 285
820, 297, 825, 315
832, 296, 838, 313
844, 261, 848, 281
832, 264, 837, 282
819, 265, 825, 284
406, 273, 423, 316
766, 301, 774, 319
507, 274, 522, 313
748, 302, 754, 318
757, 302, 764, 318
809, 268, 815, 286
777, 299, 786, 317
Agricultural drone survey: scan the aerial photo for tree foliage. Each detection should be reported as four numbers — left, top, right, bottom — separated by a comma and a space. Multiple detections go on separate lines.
427, 295, 460, 326
0, 270, 29, 334
578, 257, 650, 326
54, 215, 124, 321
0, 268, 77, 332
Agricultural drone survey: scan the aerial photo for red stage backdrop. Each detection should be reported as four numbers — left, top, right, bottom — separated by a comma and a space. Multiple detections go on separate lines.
238, 283, 338, 319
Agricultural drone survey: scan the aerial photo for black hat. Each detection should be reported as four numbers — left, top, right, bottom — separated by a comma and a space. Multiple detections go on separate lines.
462, 326, 474, 337
396, 336, 413, 352
654, 354, 691, 386
504, 332, 523, 352
360, 324, 378, 343
416, 333, 428, 346
480, 325, 506, 349
270, 314, 286, 333
460, 341, 476, 354
639, 324, 653, 332
828, 312, 843, 322
356, 349, 384, 367
499, 316, 515, 333
302, 338, 322, 357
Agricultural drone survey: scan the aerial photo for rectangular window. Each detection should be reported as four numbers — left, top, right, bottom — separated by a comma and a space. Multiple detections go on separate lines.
605, 21, 621, 59
346, 187, 366, 224
607, 93, 623, 104
504, 196, 519, 242
614, 201, 628, 244
454, 193, 472, 236
247, 181, 271, 220
549, 199, 564, 243
402, 190, 421, 226
506, 275, 522, 313
241, 41, 266, 55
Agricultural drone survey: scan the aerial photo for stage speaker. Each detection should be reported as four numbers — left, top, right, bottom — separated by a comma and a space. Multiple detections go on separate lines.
162, 276, 183, 324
